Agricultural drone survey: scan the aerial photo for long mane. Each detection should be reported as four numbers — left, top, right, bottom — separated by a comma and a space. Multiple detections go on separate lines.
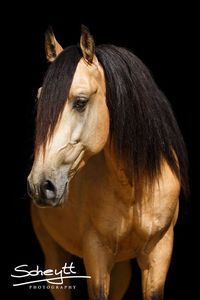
35, 44, 189, 197
96, 45, 189, 196
35, 46, 82, 154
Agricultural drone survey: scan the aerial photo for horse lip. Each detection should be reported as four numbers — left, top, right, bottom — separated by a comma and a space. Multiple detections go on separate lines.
32, 192, 66, 208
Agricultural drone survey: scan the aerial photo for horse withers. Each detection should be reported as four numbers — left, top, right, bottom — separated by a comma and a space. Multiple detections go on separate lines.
27, 26, 188, 300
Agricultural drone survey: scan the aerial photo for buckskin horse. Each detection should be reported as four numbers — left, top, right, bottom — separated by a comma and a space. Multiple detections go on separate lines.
27, 26, 188, 300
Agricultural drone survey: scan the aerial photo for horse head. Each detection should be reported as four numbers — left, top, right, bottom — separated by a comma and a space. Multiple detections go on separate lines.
28, 26, 109, 207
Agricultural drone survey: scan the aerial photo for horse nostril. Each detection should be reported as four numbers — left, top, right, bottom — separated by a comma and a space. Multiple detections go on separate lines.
41, 179, 56, 200
43, 180, 55, 192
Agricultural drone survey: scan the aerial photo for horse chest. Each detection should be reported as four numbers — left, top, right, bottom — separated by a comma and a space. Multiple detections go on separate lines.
90, 201, 140, 255
89, 191, 178, 261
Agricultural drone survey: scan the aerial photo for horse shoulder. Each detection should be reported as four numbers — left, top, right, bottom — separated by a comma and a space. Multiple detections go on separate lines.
132, 160, 180, 247
152, 159, 180, 225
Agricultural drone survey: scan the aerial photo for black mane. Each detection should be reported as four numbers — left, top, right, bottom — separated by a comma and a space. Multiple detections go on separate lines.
36, 44, 189, 197
96, 45, 189, 196
35, 46, 82, 153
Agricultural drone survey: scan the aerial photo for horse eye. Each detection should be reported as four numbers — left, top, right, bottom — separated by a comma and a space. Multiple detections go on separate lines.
73, 97, 89, 112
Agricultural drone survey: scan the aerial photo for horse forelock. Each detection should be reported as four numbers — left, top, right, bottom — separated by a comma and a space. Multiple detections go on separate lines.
35, 46, 82, 156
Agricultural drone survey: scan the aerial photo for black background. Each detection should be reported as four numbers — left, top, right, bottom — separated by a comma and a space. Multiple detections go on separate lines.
6, 3, 199, 300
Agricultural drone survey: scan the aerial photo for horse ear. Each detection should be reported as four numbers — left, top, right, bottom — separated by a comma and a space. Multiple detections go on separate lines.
80, 25, 95, 64
45, 27, 63, 62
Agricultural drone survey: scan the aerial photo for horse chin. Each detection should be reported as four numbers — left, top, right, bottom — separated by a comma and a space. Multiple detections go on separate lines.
32, 196, 65, 208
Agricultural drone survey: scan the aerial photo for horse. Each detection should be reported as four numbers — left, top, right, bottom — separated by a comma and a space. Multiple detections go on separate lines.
27, 25, 188, 300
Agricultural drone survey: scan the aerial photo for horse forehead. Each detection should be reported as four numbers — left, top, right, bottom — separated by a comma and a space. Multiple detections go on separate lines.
71, 58, 104, 90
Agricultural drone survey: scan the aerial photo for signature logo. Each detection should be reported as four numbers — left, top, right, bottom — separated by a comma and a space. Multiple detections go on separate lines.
11, 262, 91, 286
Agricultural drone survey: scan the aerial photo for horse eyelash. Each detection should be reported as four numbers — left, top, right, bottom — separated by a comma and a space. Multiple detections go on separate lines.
72, 97, 89, 112
74, 96, 89, 102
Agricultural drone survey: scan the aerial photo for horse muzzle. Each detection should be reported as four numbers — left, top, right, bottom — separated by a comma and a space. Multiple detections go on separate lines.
27, 175, 68, 207
27, 143, 86, 207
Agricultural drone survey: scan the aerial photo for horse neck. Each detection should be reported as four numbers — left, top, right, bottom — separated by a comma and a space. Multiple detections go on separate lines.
103, 142, 134, 204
